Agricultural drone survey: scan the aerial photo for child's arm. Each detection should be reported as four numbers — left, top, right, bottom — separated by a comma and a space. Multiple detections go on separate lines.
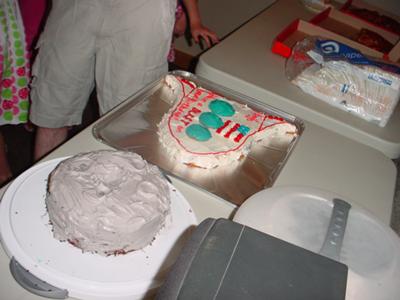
182, 0, 219, 48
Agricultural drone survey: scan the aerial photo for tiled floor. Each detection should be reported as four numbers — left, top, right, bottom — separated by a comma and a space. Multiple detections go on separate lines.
1, 94, 99, 187
1, 124, 34, 179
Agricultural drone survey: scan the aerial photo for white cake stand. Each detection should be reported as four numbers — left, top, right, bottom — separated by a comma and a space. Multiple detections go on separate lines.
0, 157, 197, 300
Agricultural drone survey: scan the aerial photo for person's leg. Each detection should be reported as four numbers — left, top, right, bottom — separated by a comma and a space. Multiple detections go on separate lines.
29, 0, 97, 159
0, 131, 12, 185
34, 127, 68, 161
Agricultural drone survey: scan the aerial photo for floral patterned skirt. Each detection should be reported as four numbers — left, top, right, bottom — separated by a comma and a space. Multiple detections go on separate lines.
168, 3, 186, 63
0, 0, 30, 125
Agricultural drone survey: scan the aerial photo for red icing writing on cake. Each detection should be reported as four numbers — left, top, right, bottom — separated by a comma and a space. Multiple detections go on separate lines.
180, 107, 201, 126
172, 85, 220, 128
165, 76, 293, 156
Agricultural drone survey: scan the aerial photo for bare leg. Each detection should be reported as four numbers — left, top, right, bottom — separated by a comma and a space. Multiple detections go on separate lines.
0, 132, 12, 186
34, 127, 68, 161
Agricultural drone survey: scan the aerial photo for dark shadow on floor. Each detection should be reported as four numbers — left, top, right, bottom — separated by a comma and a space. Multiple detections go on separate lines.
1, 91, 99, 184
1, 124, 34, 177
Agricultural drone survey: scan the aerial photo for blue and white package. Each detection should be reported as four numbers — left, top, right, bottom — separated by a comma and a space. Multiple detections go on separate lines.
287, 37, 400, 127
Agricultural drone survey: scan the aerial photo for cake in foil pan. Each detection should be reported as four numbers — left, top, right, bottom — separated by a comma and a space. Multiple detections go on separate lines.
93, 71, 303, 205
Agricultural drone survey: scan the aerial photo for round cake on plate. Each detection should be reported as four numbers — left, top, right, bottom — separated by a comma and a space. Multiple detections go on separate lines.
46, 150, 171, 256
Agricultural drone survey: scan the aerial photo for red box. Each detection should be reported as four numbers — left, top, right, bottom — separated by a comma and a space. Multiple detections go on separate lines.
272, 8, 400, 63
271, 18, 391, 59
310, 7, 400, 60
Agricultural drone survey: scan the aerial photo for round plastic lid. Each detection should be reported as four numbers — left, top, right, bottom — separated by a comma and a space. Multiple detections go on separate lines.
233, 185, 400, 300
0, 157, 197, 300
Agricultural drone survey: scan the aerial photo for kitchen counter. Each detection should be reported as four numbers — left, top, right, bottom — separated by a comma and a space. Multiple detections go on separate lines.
0, 85, 396, 299
0, 0, 398, 296
196, 0, 400, 159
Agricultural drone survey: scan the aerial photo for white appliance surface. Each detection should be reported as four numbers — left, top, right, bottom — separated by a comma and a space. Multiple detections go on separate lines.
0, 157, 197, 300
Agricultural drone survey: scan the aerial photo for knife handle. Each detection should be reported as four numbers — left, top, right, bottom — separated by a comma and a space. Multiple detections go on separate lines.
319, 198, 351, 261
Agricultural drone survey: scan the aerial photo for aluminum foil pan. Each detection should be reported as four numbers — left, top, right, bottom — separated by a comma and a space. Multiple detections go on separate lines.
92, 71, 304, 205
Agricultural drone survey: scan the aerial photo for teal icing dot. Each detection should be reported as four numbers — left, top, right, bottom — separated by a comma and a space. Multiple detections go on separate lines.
238, 125, 250, 135
199, 112, 223, 129
12, 22, 18, 30
186, 124, 211, 142
209, 99, 235, 117
13, 31, 20, 39
14, 40, 22, 48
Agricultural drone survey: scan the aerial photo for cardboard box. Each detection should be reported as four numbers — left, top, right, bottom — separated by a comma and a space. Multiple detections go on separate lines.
389, 41, 400, 62
272, 19, 388, 59
271, 8, 400, 63
340, 0, 400, 35
310, 8, 399, 54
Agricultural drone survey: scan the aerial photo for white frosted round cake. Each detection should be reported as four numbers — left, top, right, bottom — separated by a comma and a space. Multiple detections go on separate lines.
158, 75, 298, 169
46, 150, 171, 256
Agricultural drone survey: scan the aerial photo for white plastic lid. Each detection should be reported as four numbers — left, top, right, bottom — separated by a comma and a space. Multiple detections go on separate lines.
0, 157, 197, 300
233, 185, 400, 300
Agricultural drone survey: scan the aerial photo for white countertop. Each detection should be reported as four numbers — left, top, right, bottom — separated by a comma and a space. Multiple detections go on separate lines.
195, 0, 400, 159
0, 85, 397, 299
0, 0, 398, 294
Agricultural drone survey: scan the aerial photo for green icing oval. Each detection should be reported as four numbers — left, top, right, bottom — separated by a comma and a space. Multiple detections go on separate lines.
209, 99, 235, 117
199, 112, 223, 129
185, 124, 211, 142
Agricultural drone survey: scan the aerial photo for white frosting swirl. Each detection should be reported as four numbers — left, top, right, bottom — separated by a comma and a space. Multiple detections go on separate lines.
46, 150, 171, 256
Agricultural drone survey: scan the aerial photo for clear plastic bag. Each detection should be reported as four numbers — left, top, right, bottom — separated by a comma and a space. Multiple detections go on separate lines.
287, 37, 400, 127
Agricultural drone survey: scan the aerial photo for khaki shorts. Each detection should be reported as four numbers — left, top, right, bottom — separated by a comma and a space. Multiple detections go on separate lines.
30, 0, 175, 127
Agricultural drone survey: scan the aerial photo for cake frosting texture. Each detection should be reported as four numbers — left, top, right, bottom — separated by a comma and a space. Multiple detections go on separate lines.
158, 75, 298, 169
46, 150, 171, 256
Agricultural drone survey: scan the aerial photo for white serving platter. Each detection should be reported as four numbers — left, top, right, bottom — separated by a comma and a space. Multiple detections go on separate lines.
0, 157, 197, 300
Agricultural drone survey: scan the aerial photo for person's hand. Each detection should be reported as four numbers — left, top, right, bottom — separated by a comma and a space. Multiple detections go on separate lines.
190, 24, 219, 48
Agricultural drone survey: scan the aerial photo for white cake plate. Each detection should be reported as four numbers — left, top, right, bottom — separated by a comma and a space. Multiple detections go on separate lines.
0, 157, 198, 300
